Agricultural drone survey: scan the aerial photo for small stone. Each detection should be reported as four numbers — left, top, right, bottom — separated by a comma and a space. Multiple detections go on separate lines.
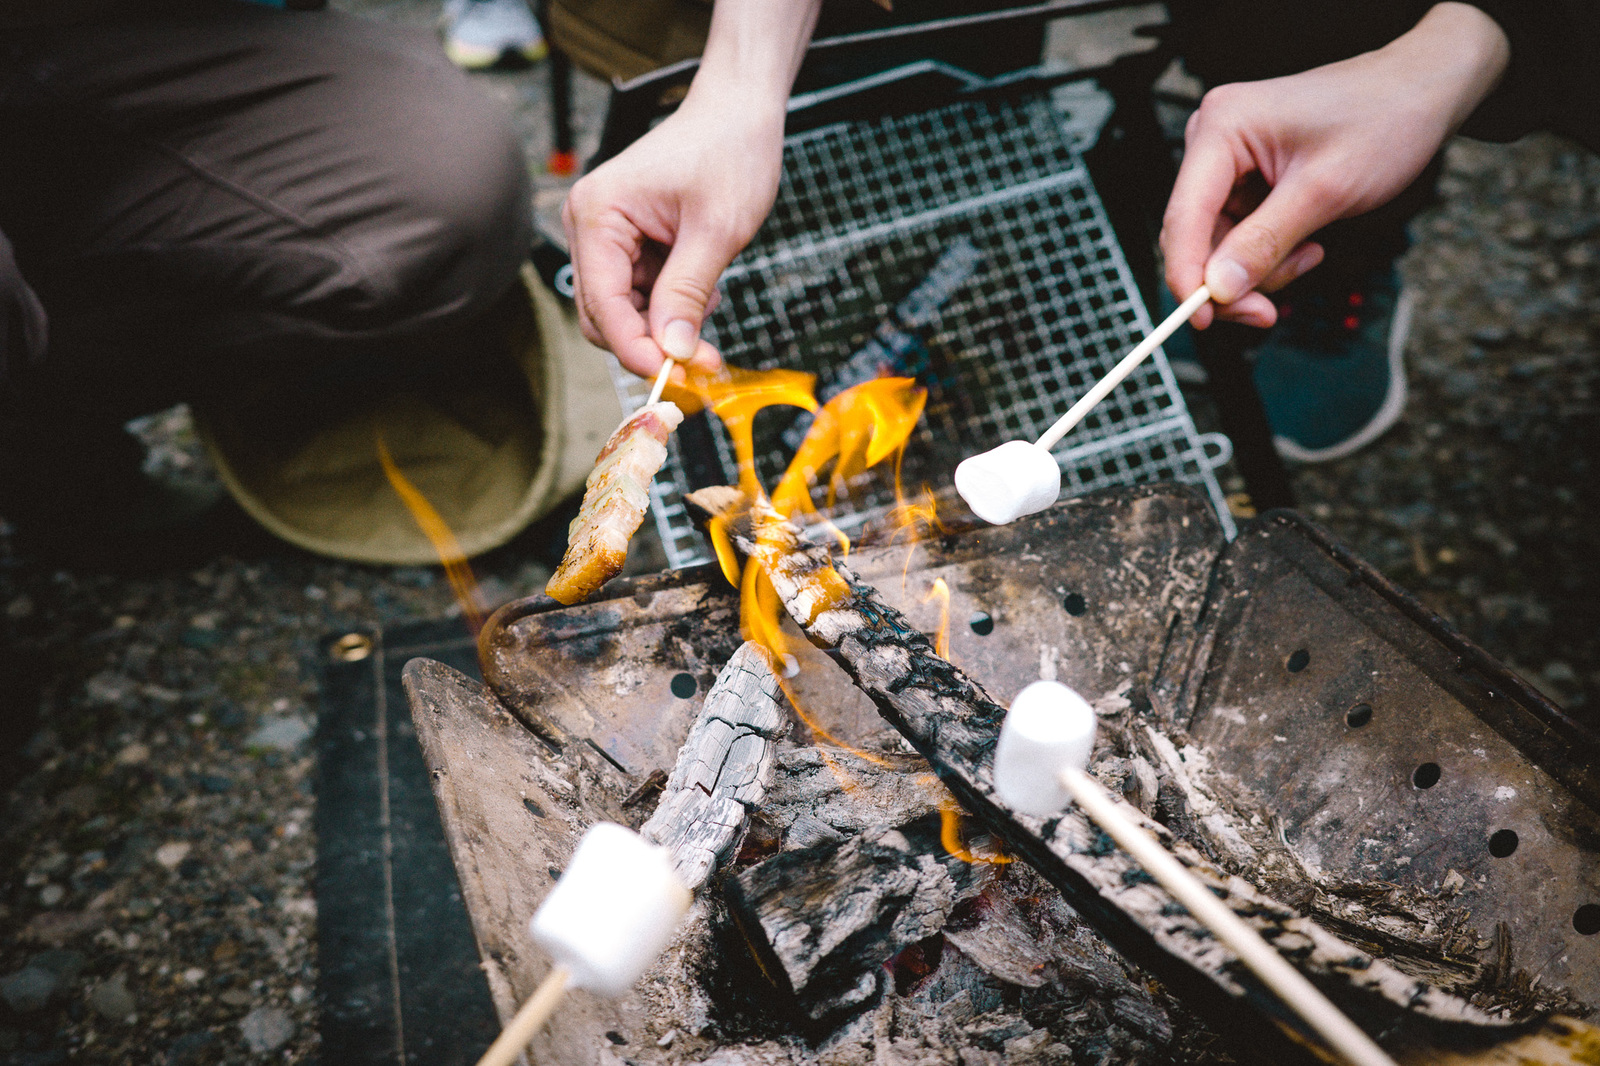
0, 968, 58, 1013
240, 1006, 295, 1054
155, 842, 192, 870
244, 717, 311, 752
181, 968, 206, 987
83, 671, 137, 708
220, 989, 253, 1007
29, 950, 86, 985
5, 594, 33, 619
200, 775, 234, 795
115, 742, 151, 766
38, 884, 64, 907
164, 1031, 217, 1066
88, 973, 136, 1021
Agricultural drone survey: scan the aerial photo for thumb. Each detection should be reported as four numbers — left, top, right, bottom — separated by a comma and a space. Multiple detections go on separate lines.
648, 230, 734, 362
1204, 176, 1337, 304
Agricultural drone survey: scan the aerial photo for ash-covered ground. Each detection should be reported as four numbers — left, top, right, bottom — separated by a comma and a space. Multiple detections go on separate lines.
1, 5, 1596, 1064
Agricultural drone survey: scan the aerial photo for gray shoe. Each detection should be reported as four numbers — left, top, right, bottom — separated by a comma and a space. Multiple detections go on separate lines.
442, 0, 546, 70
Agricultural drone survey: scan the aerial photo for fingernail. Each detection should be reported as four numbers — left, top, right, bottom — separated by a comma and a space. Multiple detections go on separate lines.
660, 319, 698, 362
1205, 258, 1251, 304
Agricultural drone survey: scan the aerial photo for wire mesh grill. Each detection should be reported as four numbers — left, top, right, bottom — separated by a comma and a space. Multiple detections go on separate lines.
614, 82, 1234, 568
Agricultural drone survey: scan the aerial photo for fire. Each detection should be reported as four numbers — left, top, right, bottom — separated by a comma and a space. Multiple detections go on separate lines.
375, 433, 486, 634
771, 377, 928, 528
938, 792, 1013, 865
921, 578, 951, 660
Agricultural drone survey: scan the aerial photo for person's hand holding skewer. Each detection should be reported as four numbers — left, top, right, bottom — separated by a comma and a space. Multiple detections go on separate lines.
561, 0, 822, 381
1161, 2, 1510, 330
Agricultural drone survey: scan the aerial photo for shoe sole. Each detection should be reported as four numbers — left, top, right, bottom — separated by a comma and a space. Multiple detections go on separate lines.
1273, 285, 1416, 463
444, 38, 547, 69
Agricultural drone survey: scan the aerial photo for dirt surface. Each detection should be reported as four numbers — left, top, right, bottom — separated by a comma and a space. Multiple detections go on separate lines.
1, 5, 1596, 1065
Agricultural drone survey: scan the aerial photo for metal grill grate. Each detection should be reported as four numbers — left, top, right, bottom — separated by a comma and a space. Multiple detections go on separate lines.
613, 82, 1234, 568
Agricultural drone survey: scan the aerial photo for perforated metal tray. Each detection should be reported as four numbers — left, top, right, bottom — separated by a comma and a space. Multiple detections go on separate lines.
613, 81, 1234, 568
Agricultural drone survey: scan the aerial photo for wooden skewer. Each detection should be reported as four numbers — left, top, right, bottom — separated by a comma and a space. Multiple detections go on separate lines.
646, 352, 685, 406
1035, 284, 1212, 451
1059, 767, 1398, 1066
474, 965, 571, 1066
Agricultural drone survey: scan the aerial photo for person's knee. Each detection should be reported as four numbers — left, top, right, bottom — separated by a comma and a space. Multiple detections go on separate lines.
309, 17, 534, 334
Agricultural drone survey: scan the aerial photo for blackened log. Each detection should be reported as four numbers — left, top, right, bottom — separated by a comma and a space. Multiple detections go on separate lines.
641, 641, 783, 889
723, 814, 991, 1021
688, 494, 1521, 1066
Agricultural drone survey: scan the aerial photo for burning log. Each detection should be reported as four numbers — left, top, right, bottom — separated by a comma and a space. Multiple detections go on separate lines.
688, 490, 1529, 1065
641, 642, 784, 889
723, 813, 992, 1021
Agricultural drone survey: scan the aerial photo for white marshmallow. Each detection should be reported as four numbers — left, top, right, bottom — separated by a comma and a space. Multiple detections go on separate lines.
992, 680, 1097, 817
953, 440, 1061, 525
529, 822, 691, 997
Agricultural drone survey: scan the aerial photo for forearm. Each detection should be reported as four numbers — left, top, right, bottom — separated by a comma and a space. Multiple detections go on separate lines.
686, 0, 824, 120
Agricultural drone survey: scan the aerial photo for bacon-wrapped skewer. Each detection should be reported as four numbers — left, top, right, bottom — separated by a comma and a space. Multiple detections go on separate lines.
545, 401, 684, 605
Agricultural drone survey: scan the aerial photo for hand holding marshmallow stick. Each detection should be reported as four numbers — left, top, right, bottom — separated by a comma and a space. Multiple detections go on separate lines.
955, 285, 1212, 525
474, 822, 692, 1066
993, 680, 1398, 1066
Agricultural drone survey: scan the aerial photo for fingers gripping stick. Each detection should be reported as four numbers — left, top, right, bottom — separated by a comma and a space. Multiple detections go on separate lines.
954, 286, 1212, 525
991, 681, 1398, 1066
475, 823, 692, 1066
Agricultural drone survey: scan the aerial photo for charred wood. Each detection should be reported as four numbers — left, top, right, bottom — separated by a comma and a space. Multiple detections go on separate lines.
641, 641, 784, 889
723, 814, 992, 1022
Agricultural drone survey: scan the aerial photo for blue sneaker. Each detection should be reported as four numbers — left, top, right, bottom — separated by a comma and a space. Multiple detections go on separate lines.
442, 0, 547, 70
1250, 266, 1415, 462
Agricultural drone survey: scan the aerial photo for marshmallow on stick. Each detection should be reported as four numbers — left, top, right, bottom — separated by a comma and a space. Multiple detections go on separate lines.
955, 286, 1211, 525
992, 680, 1398, 1066
474, 822, 691, 1066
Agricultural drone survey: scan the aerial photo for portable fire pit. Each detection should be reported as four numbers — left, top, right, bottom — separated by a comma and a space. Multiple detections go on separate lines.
405, 485, 1599, 1065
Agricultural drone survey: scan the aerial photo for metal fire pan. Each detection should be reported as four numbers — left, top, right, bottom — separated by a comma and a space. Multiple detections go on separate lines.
408, 485, 1600, 1060
1166, 508, 1600, 1005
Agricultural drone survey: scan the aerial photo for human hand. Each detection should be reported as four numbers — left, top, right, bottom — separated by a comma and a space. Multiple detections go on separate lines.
1161, 2, 1510, 329
561, 91, 785, 380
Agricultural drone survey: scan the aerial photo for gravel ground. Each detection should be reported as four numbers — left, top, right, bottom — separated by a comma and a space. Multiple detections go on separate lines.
1, 6, 1596, 1065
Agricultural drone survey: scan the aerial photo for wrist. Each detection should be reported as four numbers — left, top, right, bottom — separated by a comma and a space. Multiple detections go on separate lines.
1383, 3, 1511, 132
687, 0, 822, 118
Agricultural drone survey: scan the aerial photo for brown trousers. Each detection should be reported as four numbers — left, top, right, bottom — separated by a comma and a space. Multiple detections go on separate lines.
0, 0, 532, 515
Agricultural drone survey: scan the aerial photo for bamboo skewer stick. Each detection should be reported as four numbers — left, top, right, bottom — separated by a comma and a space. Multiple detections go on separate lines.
1059, 766, 1397, 1066
1035, 284, 1212, 451
474, 966, 571, 1066
646, 352, 683, 406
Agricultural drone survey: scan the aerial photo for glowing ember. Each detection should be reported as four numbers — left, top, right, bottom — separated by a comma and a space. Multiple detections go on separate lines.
375, 434, 486, 634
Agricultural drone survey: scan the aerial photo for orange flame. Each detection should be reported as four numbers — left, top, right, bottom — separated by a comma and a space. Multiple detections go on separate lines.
375, 434, 486, 634
771, 377, 928, 526
688, 366, 818, 501
921, 577, 951, 660
939, 791, 1013, 865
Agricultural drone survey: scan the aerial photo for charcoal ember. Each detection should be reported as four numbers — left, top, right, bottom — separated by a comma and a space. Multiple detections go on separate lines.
723, 814, 992, 1021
